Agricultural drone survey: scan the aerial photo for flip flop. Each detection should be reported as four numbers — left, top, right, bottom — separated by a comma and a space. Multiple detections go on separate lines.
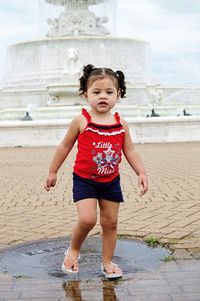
101, 262, 123, 279
62, 246, 80, 274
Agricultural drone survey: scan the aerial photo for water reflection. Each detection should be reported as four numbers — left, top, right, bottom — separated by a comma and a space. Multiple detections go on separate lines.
63, 281, 83, 301
63, 279, 119, 301
102, 280, 119, 301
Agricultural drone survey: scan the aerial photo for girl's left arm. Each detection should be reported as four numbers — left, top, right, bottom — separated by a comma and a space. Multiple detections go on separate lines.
121, 118, 148, 196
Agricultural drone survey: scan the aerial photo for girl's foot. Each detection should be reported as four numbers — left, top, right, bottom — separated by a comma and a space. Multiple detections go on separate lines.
101, 262, 123, 279
62, 247, 80, 274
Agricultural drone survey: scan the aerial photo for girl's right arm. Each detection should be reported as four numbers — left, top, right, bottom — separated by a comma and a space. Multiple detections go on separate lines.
121, 118, 148, 196
44, 115, 81, 191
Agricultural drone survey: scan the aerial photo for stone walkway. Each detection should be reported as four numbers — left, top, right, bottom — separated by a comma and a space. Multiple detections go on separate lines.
1, 142, 200, 255
1, 142, 200, 300
1, 259, 200, 301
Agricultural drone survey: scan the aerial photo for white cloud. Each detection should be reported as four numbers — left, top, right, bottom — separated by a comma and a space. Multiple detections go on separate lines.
115, 0, 200, 84
0, 0, 199, 85
152, 54, 200, 84
0, 1, 40, 81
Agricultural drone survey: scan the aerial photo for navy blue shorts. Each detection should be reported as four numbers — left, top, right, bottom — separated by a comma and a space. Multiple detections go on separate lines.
73, 173, 124, 203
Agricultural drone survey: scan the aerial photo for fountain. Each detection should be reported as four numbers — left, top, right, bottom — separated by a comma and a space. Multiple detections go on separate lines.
0, 0, 151, 109
0, 0, 200, 146
45, 0, 110, 37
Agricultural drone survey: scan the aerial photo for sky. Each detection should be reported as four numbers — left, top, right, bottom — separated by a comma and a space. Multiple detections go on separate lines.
0, 0, 199, 86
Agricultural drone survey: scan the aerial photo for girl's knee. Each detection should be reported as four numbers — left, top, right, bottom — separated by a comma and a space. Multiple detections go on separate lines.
79, 216, 97, 230
100, 216, 118, 230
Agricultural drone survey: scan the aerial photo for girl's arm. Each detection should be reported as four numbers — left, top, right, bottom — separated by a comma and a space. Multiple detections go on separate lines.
44, 115, 81, 191
121, 118, 148, 196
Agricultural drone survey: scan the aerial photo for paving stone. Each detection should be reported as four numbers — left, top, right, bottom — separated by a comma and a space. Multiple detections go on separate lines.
173, 249, 193, 260
0, 143, 199, 252
1, 143, 200, 300
171, 293, 200, 301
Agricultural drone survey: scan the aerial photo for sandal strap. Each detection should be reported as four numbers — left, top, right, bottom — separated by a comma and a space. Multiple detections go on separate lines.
101, 262, 122, 278
64, 254, 78, 265
102, 262, 119, 272
64, 247, 79, 264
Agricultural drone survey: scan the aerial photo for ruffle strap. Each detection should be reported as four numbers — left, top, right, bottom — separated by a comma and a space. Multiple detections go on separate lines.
82, 108, 91, 122
114, 112, 120, 122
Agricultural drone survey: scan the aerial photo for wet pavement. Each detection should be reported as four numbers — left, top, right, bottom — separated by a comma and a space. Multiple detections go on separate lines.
0, 237, 170, 280
1, 142, 200, 300
1, 256, 200, 300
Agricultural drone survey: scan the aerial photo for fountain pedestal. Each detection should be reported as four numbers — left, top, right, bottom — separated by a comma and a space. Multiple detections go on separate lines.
0, 0, 152, 109
46, 0, 109, 37
47, 83, 83, 106
1, 36, 151, 108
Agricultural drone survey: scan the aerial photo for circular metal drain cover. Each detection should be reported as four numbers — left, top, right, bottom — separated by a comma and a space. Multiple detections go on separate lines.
0, 237, 170, 280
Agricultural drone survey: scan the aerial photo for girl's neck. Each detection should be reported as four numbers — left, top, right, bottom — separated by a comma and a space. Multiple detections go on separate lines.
89, 109, 116, 124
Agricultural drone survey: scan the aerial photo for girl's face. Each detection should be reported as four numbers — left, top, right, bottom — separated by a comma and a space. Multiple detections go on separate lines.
84, 76, 120, 114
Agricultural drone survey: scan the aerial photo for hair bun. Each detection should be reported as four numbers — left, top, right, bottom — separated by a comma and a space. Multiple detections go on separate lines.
83, 64, 95, 77
115, 70, 126, 98
116, 70, 125, 80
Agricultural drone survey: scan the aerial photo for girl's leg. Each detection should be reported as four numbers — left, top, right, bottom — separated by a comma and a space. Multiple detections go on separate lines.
99, 199, 121, 274
63, 198, 97, 271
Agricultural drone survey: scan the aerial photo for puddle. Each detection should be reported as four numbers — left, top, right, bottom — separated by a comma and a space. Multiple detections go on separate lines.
0, 236, 170, 280
62, 279, 120, 301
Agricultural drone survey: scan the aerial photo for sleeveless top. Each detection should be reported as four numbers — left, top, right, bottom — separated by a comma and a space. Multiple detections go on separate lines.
73, 108, 125, 183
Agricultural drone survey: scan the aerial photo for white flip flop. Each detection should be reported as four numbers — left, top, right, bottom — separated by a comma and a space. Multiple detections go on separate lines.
101, 262, 123, 279
62, 246, 80, 274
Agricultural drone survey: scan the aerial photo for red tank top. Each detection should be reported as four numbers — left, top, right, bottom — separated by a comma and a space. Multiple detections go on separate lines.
74, 108, 125, 182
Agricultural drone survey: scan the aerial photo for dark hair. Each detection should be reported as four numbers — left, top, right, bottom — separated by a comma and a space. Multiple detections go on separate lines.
79, 64, 126, 98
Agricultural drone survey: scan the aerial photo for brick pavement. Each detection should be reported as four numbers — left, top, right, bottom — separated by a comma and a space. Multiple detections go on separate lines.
1, 142, 200, 256
1, 260, 200, 300
1, 142, 200, 300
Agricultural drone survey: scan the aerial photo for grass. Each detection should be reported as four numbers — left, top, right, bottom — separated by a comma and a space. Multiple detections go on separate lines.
144, 236, 160, 247
161, 255, 176, 262
14, 275, 32, 279
117, 234, 127, 239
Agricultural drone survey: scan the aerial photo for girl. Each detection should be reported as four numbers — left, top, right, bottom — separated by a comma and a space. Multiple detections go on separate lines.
44, 64, 148, 279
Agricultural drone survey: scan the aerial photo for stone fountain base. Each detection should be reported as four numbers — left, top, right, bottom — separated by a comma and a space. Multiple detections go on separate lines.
0, 110, 199, 147
0, 36, 150, 109
0, 84, 151, 109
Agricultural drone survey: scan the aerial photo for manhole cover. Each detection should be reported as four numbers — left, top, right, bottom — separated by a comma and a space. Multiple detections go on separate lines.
0, 237, 170, 280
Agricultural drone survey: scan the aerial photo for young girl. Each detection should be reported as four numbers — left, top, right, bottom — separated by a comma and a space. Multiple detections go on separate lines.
44, 64, 148, 279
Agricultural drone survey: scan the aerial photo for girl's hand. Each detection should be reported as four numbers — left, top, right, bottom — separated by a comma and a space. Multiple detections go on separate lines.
44, 172, 57, 191
137, 173, 148, 197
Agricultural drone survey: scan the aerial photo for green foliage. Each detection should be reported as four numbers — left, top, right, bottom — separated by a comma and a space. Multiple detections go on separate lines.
144, 236, 159, 247
14, 275, 31, 279
161, 255, 175, 262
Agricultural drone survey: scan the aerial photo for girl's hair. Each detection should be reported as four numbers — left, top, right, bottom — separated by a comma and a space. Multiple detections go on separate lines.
79, 64, 126, 98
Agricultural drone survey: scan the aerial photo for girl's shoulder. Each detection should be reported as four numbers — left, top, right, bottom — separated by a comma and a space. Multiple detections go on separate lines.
119, 116, 128, 127
72, 112, 88, 133
70, 113, 83, 124
69, 113, 87, 133
119, 117, 130, 134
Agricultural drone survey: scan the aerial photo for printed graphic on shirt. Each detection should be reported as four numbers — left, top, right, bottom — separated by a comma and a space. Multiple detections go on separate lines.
92, 142, 121, 175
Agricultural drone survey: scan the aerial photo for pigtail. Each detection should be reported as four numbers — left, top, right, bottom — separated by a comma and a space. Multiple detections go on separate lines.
83, 64, 95, 77
116, 70, 126, 98
79, 64, 95, 95
79, 64, 126, 98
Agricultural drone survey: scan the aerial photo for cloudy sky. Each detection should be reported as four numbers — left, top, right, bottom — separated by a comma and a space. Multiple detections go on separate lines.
0, 0, 199, 85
